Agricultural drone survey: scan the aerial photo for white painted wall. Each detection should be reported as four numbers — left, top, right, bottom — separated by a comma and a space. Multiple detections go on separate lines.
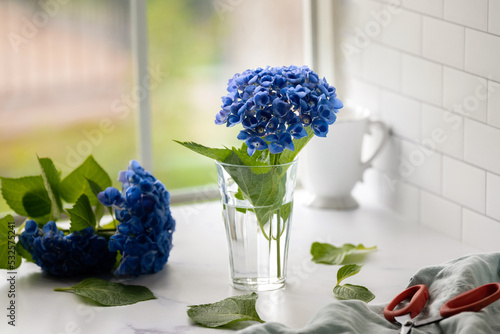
336, 0, 500, 251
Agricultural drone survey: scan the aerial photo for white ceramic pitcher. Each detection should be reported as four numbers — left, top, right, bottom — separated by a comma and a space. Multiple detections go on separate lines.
300, 108, 389, 210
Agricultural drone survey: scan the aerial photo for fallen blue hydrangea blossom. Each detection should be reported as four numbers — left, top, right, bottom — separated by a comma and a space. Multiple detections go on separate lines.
19, 220, 116, 276
18, 160, 175, 277
99, 160, 176, 276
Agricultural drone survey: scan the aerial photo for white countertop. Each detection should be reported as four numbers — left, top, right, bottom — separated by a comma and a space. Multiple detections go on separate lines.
0, 191, 482, 334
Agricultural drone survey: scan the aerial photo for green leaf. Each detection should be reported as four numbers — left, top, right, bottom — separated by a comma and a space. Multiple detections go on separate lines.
16, 242, 33, 263
333, 284, 375, 303
177, 140, 292, 230
187, 292, 265, 328
67, 195, 96, 232
337, 264, 363, 285
94, 202, 105, 225
0, 215, 21, 270
54, 278, 156, 306
85, 177, 104, 197
279, 201, 293, 223
232, 146, 272, 171
174, 141, 234, 162
1, 176, 51, 222
38, 157, 62, 220
60, 155, 112, 206
311, 242, 377, 265
85, 178, 106, 225
278, 127, 314, 164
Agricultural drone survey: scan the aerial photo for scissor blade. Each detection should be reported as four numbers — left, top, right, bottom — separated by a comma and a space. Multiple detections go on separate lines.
414, 314, 444, 327
395, 314, 413, 334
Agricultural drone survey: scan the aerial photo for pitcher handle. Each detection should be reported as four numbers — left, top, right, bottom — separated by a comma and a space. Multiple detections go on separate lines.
361, 119, 389, 171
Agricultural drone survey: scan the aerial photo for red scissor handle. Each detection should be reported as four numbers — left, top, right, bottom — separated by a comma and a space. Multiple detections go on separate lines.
384, 284, 429, 323
440, 282, 500, 318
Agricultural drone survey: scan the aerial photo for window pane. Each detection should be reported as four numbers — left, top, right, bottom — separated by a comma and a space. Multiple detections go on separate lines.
0, 0, 136, 212
148, 0, 304, 191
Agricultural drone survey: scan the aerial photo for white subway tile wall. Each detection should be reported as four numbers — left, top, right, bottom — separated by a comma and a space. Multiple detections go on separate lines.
339, 0, 500, 250
442, 156, 486, 213
443, 0, 488, 31
381, 91, 420, 141
402, 54, 443, 105
486, 172, 500, 221
381, 9, 421, 55
464, 29, 500, 81
489, 0, 500, 36
442, 67, 488, 122
421, 191, 462, 239
402, 0, 443, 18
401, 140, 442, 194
422, 17, 464, 69
421, 104, 463, 159
487, 80, 500, 127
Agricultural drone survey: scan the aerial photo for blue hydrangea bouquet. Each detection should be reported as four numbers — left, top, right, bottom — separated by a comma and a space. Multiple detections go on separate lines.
177, 65, 342, 290
178, 65, 343, 212
1, 156, 175, 277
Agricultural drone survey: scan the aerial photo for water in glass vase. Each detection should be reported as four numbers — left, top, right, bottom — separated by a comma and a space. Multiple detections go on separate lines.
223, 201, 293, 291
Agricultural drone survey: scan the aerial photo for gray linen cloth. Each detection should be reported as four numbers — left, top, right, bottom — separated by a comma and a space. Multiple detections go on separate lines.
239, 253, 500, 334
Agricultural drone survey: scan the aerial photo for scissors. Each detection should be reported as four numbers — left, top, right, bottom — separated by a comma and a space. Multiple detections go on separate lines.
384, 282, 500, 334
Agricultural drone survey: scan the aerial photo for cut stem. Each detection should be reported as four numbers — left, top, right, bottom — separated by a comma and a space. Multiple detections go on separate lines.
276, 209, 281, 279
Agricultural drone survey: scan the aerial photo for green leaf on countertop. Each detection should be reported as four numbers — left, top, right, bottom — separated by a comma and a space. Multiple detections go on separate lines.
60, 155, 112, 206
0, 176, 51, 222
311, 242, 377, 265
54, 278, 156, 306
38, 156, 63, 220
336, 264, 363, 286
333, 284, 375, 303
0, 215, 21, 270
67, 194, 96, 232
187, 292, 265, 328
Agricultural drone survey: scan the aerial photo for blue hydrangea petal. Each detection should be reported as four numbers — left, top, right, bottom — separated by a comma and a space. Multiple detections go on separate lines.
42, 221, 58, 234
333, 97, 344, 109
312, 118, 329, 137
25, 220, 38, 235
288, 123, 308, 139
269, 142, 285, 154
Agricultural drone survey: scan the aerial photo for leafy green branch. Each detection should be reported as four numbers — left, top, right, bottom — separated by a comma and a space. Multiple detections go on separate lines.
0, 155, 113, 266
0, 155, 111, 230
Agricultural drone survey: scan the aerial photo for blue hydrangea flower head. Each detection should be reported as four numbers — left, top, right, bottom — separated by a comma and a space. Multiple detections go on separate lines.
98, 160, 175, 277
19, 222, 116, 277
216, 65, 343, 155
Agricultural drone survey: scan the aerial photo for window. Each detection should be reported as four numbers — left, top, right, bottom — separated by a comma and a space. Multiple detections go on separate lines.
0, 0, 136, 212
0, 0, 309, 213
147, 0, 304, 192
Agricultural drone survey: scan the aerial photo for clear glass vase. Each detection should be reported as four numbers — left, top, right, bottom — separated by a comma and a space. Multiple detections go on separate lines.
216, 160, 298, 291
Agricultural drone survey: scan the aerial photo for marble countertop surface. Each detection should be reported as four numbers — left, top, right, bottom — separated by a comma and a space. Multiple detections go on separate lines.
1, 192, 482, 334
